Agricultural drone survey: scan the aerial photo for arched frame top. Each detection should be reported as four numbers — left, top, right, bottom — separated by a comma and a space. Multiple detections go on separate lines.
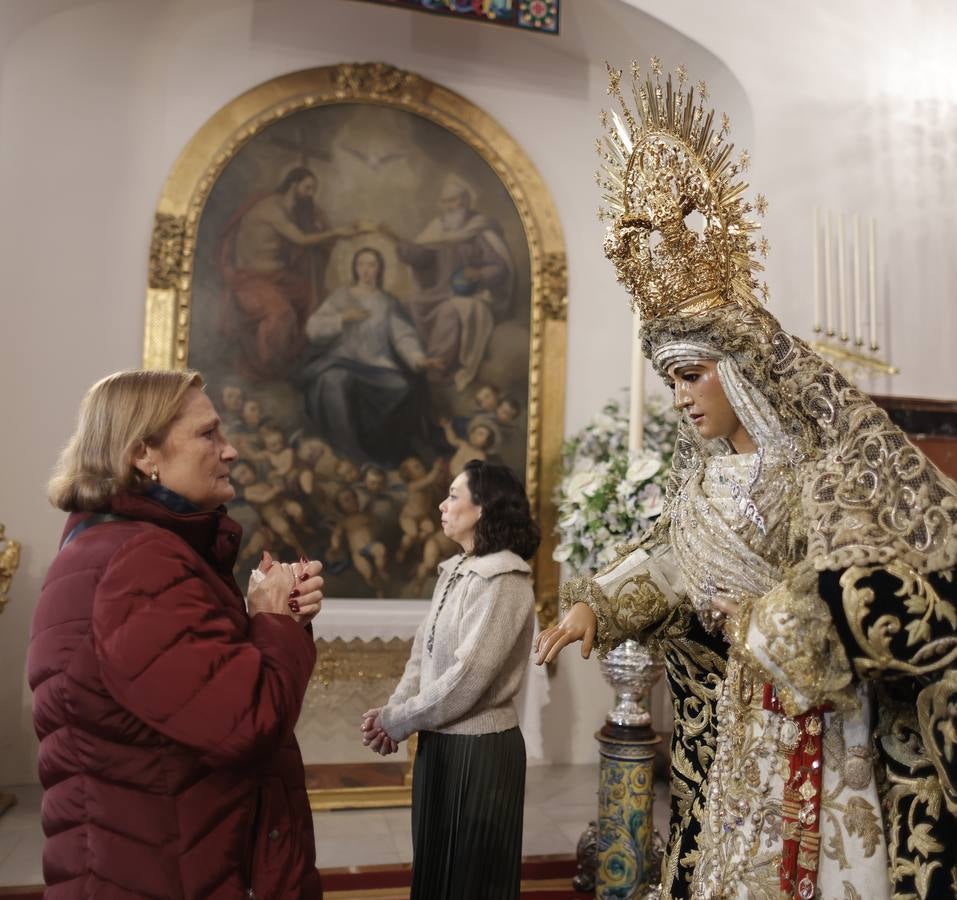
144, 62, 567, 624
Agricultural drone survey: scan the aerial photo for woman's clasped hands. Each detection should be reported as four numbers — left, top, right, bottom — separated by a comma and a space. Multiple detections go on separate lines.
360, 707, 398, 756
247, 550, 324, 625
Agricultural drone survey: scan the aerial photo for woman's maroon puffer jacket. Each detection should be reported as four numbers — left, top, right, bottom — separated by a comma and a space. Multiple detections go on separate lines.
28, 491, 322, 898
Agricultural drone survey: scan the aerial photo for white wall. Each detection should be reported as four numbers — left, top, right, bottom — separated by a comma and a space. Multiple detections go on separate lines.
0, 0, 744, 784
627, 0, 957, 398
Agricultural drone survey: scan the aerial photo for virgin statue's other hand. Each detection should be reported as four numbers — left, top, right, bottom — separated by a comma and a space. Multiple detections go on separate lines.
711, 596, 739, 618
534, 602, 597, 665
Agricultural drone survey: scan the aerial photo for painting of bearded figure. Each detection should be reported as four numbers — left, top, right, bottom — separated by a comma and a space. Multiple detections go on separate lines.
188, 102, 532, 599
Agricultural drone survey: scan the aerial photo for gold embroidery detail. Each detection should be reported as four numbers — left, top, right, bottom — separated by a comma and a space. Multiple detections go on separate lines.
648, 603, 725, 895
877, 694, 948, 898
560, 571, 669, 657
735, 566, 855, 715
842, 562, 957, 678
916, 671, 957, 818
842, 795, 884, 857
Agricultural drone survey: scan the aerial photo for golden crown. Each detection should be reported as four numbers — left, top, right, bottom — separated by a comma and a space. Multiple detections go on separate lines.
597, 59, 769, 321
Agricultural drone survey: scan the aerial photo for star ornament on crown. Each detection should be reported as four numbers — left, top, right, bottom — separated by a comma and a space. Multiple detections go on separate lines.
597, 58, 770, 321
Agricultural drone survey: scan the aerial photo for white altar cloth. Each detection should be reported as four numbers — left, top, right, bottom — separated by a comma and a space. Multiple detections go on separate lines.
314, 598, 429, 642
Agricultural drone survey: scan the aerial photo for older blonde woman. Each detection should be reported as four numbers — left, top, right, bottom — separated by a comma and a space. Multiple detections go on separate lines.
29, 370, 324, 899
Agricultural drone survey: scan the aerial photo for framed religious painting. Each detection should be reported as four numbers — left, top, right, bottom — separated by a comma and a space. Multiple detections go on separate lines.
144, 62, 567, 806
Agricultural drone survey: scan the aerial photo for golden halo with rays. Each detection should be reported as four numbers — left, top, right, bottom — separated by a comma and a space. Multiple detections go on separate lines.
596, 58, 770, 321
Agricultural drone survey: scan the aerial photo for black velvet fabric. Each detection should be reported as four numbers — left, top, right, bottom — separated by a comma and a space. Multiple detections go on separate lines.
818, 566, 957, 899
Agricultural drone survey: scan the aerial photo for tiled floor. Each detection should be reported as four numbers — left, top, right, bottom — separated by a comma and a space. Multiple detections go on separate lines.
0, 764, 671, 884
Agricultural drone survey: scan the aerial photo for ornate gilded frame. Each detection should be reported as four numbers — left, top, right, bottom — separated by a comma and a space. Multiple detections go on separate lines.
145, 63, 566, 810
145, 61, 567, 626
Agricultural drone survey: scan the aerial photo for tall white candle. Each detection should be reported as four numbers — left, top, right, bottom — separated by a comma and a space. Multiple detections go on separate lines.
868, 218, 878, 350
852, 214, 863, 346
628, 310, 644, 454
837, 213, 848, 341
824, 211, 834, 336
813, 207, 822, 332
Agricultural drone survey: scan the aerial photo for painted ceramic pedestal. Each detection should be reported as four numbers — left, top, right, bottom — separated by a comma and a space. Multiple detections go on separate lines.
576, 639, 664, 898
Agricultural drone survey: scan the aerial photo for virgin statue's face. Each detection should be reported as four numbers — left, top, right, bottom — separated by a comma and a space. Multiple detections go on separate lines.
666, 359, 756, 453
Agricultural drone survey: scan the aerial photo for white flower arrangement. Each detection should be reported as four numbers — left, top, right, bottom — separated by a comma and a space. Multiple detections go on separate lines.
553, 394, 678, 575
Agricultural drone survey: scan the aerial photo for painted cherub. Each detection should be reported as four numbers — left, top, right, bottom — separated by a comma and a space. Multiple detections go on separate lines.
230, 398, 265, 459
220, 383, 245, 431
396, 455, 447, 564
330, 487, 388, 597
289, 435, 329, 497
474, 383, 500, 415
358, 465, 399, 522
441, 417, 496, 475
254, 424, 296, 481
231, 459, 307, 559
495, 395, 521, 426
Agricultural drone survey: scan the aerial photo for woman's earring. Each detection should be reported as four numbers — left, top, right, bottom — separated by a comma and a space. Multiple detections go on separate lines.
150, 466, 159, 482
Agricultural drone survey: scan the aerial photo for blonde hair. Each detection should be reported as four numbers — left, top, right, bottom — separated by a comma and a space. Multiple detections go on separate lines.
48, 369, 204, 512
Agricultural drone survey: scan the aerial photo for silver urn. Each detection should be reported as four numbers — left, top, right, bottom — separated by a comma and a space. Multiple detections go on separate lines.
600, 639, 664, 727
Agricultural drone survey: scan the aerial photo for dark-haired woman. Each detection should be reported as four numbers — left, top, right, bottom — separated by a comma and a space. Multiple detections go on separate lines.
361, 459, 540, 900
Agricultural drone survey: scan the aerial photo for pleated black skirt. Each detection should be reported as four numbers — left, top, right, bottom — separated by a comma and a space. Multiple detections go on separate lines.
410, 727, 526, 900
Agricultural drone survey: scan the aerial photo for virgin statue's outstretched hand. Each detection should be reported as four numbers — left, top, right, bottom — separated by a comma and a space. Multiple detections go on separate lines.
534, 602, 597, 664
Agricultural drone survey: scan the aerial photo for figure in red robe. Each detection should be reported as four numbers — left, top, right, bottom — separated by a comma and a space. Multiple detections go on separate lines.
218, 166, 355, 378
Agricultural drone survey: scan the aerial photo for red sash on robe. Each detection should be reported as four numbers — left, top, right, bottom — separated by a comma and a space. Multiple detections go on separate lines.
763, 683, 826, 900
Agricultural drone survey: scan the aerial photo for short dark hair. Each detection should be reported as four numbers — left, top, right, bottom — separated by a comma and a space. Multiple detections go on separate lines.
463, 460, 540, 560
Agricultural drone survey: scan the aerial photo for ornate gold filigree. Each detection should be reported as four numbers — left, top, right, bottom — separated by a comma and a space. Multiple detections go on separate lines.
597, 60, 766, 322
539, 251, 568, 321
561, 570, 668, 658
647, 603, 725, 896
841, 562, 957, 679
736, 567, 856, 716
768, 332, 957, 578
148, 213, 185, 290
841, 795, 884, 858
333, 62, 418, 99
876, 694, 950, 898
916, 670, 957, 818
0, 523, 21, 615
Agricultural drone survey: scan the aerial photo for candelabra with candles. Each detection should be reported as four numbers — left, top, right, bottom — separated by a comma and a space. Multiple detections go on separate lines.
811, 209, 898, 380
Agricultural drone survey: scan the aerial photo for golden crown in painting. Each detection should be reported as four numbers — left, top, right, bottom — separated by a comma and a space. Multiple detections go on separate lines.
597, 58, 770, 321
